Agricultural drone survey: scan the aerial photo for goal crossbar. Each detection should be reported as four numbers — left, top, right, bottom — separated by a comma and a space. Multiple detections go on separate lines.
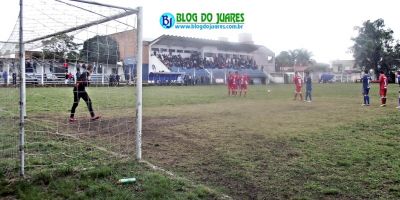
25, 8, 138, 44
68, 0, 137, 11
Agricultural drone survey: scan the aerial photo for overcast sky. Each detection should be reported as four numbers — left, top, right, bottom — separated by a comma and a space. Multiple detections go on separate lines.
1, 0, 399, 63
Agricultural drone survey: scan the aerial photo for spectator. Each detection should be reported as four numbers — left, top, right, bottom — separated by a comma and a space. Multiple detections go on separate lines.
2, 71, 8, 85
12, 72, 17, 86
116, 74, 120, 86
66, 73, 73, 84
157, 52, 258, 69
65, 73, 69, 84
76, 68, 81, 80
109, 74, 115, 86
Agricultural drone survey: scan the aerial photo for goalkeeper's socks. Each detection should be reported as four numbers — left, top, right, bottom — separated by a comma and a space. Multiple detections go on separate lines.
366, 96, 370, 105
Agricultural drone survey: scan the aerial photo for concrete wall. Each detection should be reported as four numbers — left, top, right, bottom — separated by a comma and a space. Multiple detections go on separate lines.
109, 29, 149, 64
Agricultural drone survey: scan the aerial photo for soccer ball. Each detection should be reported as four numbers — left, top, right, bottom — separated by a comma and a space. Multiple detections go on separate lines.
267, 90, 271, 93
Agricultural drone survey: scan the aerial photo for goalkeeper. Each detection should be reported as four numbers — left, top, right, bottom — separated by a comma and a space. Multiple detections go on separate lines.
69, 64, 100, 122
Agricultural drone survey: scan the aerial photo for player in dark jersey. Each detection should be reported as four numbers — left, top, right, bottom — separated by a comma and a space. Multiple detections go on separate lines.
304, 71, 312, 102
361, 69, 371, 106
397, 70, 400, 109
69, 64, 100, 122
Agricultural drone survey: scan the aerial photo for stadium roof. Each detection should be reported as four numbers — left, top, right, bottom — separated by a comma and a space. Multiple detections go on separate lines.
150, 35, 271, 53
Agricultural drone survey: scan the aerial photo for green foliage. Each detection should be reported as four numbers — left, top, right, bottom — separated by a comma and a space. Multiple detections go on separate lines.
292, 49, 313, 66
41, 33, 80, 61
33, 171, 52, 185
321, 188, 340, 195
306, 62, 330, 72
84, 166, 112, 179
276, 49, 313, 71
0, 161, 219, 199
80, 35, 120, 64
142, 173, 174, 199
276, 50, 294, 69
351, 18, 400, 77
55, 166, 74, 177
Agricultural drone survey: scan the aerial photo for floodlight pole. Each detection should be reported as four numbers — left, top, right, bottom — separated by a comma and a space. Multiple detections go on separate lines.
135, 6, 143, 160
19, 0, 25, 177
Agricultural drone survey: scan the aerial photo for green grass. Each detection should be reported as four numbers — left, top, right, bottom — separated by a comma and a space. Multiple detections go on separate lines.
1, 161, 217, 200
1, 83, 400, 199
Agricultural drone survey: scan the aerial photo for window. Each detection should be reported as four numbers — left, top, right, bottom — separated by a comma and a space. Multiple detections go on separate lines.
25, 61, 34, 73
184, 50, 192, 53
267, 56, 273, 63
177, 50, 183, 53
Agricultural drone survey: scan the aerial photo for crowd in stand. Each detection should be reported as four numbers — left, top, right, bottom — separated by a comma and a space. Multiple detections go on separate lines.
181, 74, 211, 85
156, 52, 258, 70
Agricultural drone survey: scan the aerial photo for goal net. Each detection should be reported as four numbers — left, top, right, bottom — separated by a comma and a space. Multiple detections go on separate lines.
0, 0, 142, 177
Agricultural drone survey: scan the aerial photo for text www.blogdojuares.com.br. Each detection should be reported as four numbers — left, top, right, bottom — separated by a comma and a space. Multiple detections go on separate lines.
174, 23, 243, 30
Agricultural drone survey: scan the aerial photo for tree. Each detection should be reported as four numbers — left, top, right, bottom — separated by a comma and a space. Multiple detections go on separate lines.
41, 34, 80, 61
275, 49, 313, 71
293, 49, 313, 66
351, 18, 400, 78
306, 63, 330, 72
80, 35, 120, 64
275, 51, 293, 71
382, 40, 400, 73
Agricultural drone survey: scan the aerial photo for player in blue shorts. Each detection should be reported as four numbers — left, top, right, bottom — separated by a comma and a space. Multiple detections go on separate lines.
361, 69, 371, 106
397, 70, 400, 109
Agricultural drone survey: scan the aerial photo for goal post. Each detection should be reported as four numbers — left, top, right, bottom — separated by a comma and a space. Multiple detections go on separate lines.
0, 0, 143, 177
135, 6, 143, 161
19, 0, 26, 177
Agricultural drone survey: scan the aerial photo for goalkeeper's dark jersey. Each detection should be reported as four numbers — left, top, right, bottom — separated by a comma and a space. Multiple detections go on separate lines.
73, 72, 90, 91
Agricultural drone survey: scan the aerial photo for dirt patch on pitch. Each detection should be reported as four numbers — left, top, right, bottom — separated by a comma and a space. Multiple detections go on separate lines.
31, 114, 301, 199
139, 117, 302, 199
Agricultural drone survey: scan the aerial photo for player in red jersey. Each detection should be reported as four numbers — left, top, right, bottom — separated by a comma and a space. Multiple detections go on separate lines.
232, 71, 239, 96
240, 73, 249, 96
377, 70, 388, 107
227, 71, 233, 96
293, 71, 303, 101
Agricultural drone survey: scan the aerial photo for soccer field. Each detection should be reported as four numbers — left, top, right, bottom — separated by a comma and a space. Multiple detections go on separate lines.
1, 83, 400, 199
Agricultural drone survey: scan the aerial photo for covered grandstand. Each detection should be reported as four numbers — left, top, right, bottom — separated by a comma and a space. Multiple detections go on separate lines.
147, 34, 275, 85
1, 31, 276, 85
